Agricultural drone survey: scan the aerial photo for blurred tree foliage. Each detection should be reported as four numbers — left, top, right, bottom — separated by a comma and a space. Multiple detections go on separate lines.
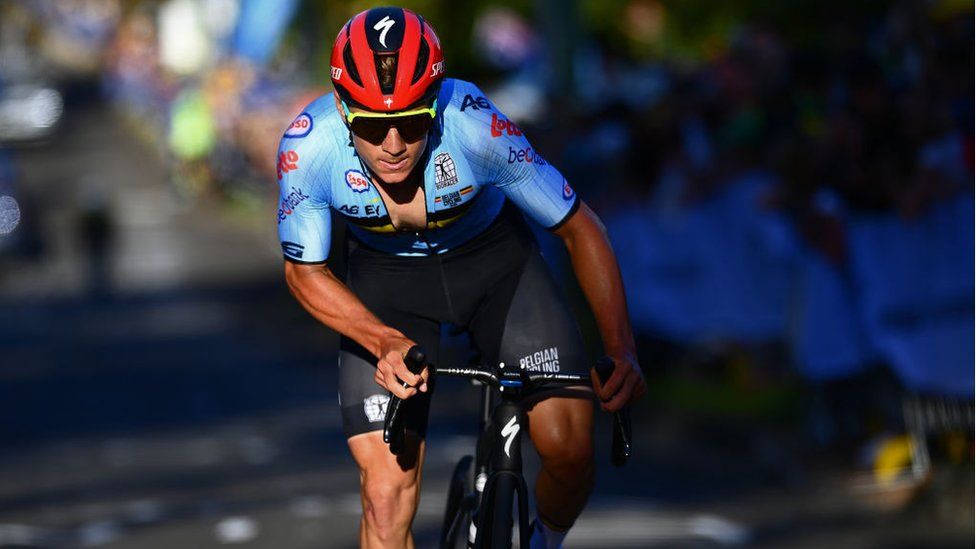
581, 0, 900, 62
288, 0, 968, 80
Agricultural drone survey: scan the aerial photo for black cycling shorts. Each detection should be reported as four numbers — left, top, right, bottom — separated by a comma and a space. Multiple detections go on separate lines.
338, 204, 588, 439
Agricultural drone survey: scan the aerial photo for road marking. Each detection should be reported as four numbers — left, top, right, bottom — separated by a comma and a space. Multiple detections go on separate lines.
568, 507, 749, 546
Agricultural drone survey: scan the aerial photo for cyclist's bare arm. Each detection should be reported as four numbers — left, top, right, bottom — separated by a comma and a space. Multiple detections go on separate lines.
284, 262, 427, 397
552, 201, 646, 412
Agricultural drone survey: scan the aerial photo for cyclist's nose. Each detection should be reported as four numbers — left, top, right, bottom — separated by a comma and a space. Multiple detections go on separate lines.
382, 126, 406, 155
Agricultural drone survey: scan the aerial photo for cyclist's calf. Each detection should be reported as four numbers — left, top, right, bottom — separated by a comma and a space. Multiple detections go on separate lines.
349, 431, 425, 547
528, 394, 596, 529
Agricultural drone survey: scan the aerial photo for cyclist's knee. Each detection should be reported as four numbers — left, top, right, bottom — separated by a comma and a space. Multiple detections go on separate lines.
536, 428, 594, 476
361, 473, 419, 538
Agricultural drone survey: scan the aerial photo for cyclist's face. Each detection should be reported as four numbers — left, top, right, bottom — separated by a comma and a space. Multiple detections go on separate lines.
335, 96, 429, 184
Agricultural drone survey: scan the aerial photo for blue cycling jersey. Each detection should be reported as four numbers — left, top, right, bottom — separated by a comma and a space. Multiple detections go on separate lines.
276, 78, 578, 263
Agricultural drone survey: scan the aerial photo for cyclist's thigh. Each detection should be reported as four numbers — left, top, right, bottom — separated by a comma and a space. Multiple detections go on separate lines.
347, 430, 426, 481
467, 251, 590, 395
339, 248, 445, 440
338, 311, 440, 440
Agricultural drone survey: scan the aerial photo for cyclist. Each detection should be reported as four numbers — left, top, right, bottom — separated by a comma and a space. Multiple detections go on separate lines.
277, 7, 645, 548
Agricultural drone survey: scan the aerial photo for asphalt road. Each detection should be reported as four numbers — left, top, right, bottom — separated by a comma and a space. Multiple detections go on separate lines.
0, 100, 971, 548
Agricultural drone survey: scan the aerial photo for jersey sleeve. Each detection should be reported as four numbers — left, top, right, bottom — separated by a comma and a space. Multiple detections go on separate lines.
276, 119, 334, 264
453, 83, 579, 230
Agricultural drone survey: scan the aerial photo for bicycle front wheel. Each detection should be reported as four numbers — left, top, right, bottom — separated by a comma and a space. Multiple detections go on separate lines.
441, 455, 473, 549
479, 472, 517, 549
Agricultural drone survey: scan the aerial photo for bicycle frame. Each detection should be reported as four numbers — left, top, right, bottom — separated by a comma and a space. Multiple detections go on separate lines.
442, 364, 587, 548
385, 347, 631, 549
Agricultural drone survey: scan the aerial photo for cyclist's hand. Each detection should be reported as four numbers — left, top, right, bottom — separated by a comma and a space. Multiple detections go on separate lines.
592, 352, 645, 413
374, 336, 429, 399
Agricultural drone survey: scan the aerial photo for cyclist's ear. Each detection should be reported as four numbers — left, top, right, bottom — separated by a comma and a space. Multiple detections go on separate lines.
333, 94, 349, 128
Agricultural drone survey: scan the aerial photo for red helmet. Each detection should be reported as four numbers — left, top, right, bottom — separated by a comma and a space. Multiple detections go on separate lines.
330, 7, 445, 112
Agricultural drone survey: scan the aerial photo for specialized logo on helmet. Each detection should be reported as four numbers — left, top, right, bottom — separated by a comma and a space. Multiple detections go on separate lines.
430, 61, 445, 77
490, 112, 522, 138
284, 112, 313, 138
434, 152, 459, 189
345, 169, 371, 193
363, 394, 390, 422
330, 66, 342, 80
373, 15, 395, 47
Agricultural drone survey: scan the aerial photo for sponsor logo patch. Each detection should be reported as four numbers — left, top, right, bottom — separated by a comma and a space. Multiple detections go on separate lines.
277, 150, 299, 179
460, 94, 490, 112
435, 191, 461, 208
278, 187, 310, 224
518, 346, 560, 373
281, 241, 305, 259
562, 181, 575, 200
490, 112, 522, 138
338, 203, 382, 217
435, 186, 473, 208
363, 394, 390, 422
507, 147, 547, 165
345, 169, 371, 193
433, 152, 459, 189
284, 113, 313, 138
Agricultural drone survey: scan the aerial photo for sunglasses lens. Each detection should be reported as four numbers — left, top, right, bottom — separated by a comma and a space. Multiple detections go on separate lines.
394, 113, 434, 142
349, 113, 433, 144
349, 118, 390, 144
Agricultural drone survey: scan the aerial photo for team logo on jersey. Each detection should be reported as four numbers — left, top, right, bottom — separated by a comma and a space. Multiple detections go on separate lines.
460, 94, 490, 112
284, 112, 313, 138
280, 241, 305, 259
507, 147, 547, 166
490, 112, 522, 138
434, 152, 459, 189
434, 186, 472, 208
562, 181, 575, 200
277, 150, 300, 179
363, 394, 390, 422
345, 169, 371, 193
278, 187, 310, 224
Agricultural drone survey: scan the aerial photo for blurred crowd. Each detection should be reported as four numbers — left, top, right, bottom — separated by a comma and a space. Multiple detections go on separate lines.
1, 0, 972, 471
560, 1, 974, 393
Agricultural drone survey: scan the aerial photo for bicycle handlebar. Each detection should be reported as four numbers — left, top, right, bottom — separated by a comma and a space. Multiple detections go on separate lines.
594, 357, 633, 467
382, 345, 427, 455
383, 345, 633, 465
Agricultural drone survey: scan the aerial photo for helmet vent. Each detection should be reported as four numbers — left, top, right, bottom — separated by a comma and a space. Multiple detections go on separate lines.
411, 38, 430, 85
375, 53, 398, 95
343, 41, 363, 86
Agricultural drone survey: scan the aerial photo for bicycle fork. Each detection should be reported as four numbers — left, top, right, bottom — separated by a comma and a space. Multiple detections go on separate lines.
472, 398, 531, 548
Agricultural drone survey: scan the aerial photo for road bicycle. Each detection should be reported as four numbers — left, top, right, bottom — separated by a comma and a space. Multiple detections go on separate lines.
384, 346, 632, 548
